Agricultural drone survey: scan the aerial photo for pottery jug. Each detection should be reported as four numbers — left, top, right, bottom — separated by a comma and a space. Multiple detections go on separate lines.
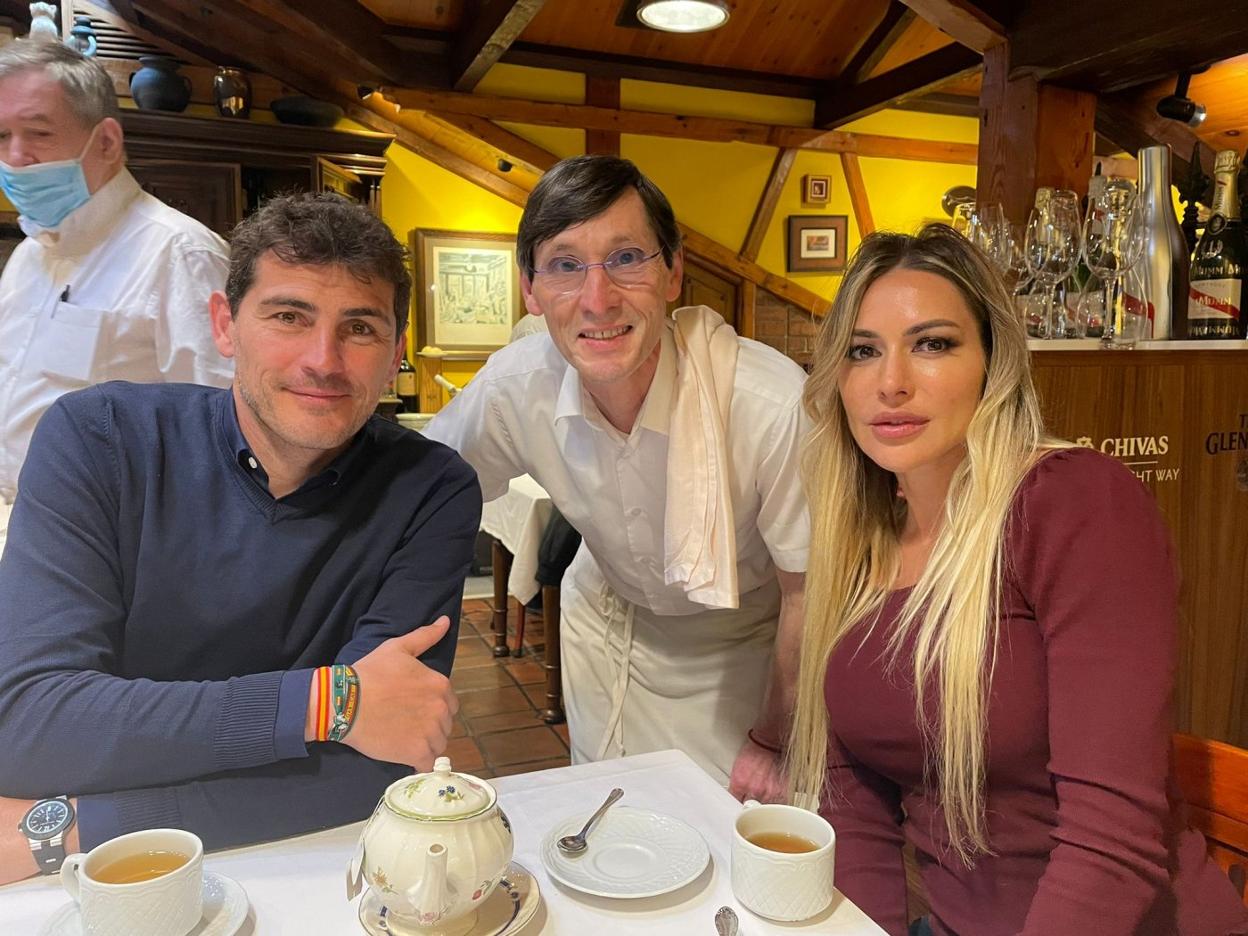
130, 56, 191, 113
356, 757, 513, 935
213, 67, 251, 119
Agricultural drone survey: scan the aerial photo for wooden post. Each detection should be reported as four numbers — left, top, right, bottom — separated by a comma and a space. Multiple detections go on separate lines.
976, 43, 1096, 227
540, 584, 565, 724
840, 152, 875, 237
585, 76, 620, 156
489, 538, 513, 658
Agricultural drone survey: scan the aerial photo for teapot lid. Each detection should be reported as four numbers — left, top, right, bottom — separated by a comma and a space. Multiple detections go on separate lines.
383, 757, 496, 821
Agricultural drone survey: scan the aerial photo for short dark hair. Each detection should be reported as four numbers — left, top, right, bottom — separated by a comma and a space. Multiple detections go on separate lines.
226, 192, 411, 338
517, 156, 681, 277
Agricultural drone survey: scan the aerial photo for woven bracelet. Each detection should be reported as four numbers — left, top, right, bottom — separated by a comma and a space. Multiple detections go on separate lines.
327, 664, 361, 743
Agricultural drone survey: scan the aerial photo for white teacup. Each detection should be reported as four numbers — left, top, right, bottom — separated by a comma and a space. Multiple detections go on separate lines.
61, 828, 204, 936
731, 800, 836, 922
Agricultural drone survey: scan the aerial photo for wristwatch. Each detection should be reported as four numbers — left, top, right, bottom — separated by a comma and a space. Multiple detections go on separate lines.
19, 797, 75, 874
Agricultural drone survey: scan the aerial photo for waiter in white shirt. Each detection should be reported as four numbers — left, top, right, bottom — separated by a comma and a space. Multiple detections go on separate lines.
425, 155, 808, 800
0, 40, 231, 507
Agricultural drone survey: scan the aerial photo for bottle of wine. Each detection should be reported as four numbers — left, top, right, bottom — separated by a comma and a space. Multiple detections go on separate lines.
1136, 145, 1190, 339
1188, 150, 1247, 339
396, 355, 419, 413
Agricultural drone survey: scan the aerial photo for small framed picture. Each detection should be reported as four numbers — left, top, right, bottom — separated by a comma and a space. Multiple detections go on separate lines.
802, 174, 831, 205
787, 215, 848, 272
411, 228, 522, 353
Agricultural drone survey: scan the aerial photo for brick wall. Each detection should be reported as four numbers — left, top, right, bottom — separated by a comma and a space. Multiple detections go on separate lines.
754, 290, 820, 372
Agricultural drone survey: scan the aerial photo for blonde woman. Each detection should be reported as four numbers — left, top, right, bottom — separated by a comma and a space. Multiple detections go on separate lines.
790, 225, 1247, 936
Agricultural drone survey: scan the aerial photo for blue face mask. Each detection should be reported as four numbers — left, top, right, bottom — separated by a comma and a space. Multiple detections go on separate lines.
0, 124, 100, 229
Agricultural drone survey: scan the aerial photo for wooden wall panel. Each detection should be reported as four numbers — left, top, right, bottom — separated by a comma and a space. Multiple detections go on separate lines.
1031, 350, 1248, 747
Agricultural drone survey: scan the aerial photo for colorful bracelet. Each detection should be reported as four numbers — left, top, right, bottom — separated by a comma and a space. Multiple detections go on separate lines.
747, 727, 785, 755
312, 664, 361, 742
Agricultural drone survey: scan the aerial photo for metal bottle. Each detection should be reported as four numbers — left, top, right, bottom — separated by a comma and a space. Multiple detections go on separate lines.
1135, 145, 1190, 339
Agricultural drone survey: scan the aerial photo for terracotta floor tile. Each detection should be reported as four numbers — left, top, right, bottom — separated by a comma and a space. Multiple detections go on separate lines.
553, 723, 570, 746
452, 665, 516, 692
490, 756, 571, 778
501, 659, 545, 686
459, 686, 533, 718
443, 736, 485, 772
479, 727, 568, 767
451, 715, 468, 739
453, 637, 497, 669
469, 709, 547, 735
519, 683, 550, 711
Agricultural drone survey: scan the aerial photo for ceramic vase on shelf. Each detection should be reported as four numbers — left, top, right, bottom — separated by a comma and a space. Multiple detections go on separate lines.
66, 15, 98, 57
130, 56, 191, 113
213, 67, 251, 119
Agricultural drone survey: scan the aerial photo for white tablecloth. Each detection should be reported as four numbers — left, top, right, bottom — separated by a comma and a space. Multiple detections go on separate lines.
479, 475, 553, 606
0, 751, 885, 935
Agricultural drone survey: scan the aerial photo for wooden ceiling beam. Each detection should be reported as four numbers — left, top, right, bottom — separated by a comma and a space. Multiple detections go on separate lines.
221, 0, 433, 86
585, 76, 620, 157
426, 114, 558, 175
451, 0, 548, 92
1007, 0, 1248, 93
383, 29, 824, 100
842, 3, 917, 84
896, 0, 1005, 53
815, 44, 982, 128
840, 153, 875, 237
382, 88, 977, 163
740, 148, 797, 263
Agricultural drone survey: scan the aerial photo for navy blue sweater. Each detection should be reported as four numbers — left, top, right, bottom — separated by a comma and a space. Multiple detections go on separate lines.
0, 382, 481, 850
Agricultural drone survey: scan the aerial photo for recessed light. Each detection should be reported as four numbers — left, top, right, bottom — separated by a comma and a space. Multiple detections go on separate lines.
636, 0, 730, 33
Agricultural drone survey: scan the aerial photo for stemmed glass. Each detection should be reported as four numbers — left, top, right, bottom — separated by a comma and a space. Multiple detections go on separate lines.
1080, 181, 1147, 348
1024, 190, 1082, 339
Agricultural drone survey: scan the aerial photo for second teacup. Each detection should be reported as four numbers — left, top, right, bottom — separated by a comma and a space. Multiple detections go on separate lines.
61, 827, 204, 936
731, 800, 835, 922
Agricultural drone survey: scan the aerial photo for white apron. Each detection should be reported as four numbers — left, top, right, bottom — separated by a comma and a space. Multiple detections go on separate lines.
559, 543, 780, 786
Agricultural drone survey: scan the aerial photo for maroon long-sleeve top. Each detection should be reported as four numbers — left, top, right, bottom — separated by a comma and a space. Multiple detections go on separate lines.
823, 448, 1248, 936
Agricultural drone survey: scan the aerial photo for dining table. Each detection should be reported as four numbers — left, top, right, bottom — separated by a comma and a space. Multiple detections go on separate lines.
479, 474, 564, 723
1, 749, 886, 935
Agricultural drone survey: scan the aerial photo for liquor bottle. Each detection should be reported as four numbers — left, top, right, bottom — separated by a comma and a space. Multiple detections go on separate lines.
1188, 150, 1246, 339
396, 356, 419, 412
1135, 145, 1190, 340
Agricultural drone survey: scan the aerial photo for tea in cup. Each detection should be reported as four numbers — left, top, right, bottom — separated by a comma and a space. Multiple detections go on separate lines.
61, 828, 203, 936
731, 800, 835, 921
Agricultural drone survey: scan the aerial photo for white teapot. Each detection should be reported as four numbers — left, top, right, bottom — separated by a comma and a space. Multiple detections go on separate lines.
355, 757, 513, 935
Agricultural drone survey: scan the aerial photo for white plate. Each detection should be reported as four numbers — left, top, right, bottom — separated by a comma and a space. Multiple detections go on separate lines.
358, 860, 540, 936
39, 871, 249, 936
540, 806, 710, 899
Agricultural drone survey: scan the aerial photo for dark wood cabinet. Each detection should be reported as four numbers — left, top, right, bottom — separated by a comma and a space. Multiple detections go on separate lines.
120, 112, 392, 237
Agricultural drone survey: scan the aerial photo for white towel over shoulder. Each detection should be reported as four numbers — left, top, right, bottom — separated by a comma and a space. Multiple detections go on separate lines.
664, 305, 740, 610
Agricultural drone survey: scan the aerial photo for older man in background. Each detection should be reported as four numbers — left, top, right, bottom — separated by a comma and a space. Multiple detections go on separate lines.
0, 40, 232, 526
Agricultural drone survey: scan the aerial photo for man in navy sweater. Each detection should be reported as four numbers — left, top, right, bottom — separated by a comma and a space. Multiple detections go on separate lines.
0, 193, 481, 883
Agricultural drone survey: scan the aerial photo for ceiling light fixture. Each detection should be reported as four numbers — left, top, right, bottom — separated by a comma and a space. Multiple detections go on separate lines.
1156, 70, 1207, 128
636, 0, 730, 34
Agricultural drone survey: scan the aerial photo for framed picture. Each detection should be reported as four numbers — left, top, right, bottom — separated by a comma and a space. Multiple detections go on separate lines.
412, 228, 522, 353
802, 174, 830, 205
786, 215, 848, 273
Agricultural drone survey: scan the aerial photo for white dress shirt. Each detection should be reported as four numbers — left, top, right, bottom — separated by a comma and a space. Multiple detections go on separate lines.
425, 324, 810, 615
0, 169, 233, 500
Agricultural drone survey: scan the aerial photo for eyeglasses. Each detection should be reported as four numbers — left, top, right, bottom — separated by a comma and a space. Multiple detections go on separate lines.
531, 246, 664, 294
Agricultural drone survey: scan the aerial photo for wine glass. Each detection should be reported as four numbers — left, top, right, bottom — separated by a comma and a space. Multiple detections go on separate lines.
1024, 190, 1082, 339
1083, 182, 1146, 348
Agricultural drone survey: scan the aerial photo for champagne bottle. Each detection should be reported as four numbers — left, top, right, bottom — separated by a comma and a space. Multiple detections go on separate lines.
1188, 150, 1247, 339
1136, 145, 1190, 339
396, 356, 419, 412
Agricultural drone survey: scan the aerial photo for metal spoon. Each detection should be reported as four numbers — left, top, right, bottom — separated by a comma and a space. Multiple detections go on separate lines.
556, 787, 624, 855
715, 906, 739, 936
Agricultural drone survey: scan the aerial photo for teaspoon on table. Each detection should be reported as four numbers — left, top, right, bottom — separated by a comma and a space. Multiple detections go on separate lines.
556, 787, 624, 855
715, 906, 740, 936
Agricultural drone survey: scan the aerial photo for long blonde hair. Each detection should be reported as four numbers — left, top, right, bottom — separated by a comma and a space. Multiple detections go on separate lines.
787, 224, 1065, 860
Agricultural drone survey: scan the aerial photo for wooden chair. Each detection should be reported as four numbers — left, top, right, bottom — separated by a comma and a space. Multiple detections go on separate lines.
1174, 732, 1248, 901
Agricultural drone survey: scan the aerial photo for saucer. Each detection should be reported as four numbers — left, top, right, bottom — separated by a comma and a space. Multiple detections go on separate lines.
39, 871, 249, 936
358, 860, 540, 936
540, 806, 710, 899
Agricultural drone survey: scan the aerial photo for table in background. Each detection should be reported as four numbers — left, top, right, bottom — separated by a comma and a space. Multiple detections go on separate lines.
0, 499, 11, 559
0, 750, 885, 935
479, 475, 563, 723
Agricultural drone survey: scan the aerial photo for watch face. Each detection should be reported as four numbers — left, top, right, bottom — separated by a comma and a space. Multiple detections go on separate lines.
25, 800, 70, 837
